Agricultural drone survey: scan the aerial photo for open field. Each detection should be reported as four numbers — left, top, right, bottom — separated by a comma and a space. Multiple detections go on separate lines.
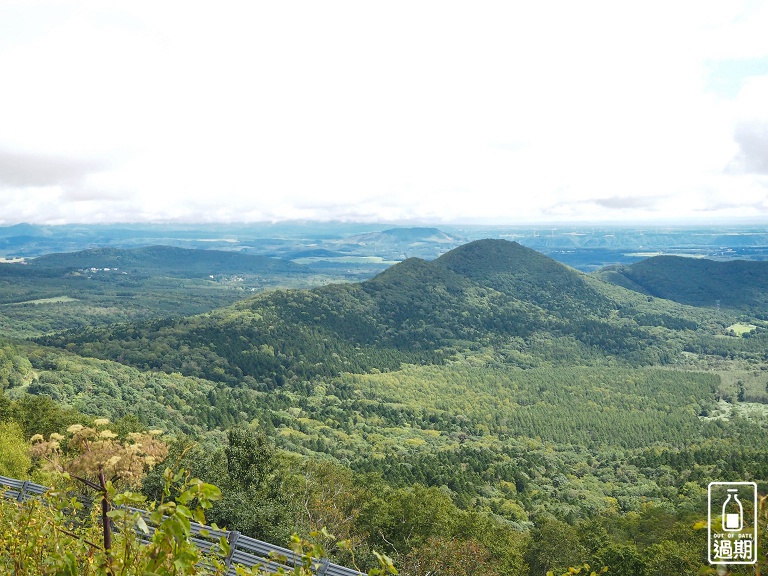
3, 296, 79, 306
727, 322, 757, 335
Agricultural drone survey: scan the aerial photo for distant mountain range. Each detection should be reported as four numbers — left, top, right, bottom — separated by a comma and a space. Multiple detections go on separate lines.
19, 243, 763, 313
332, 227, 463, 254
5, 222, 768, 272
281, 227, 466, 263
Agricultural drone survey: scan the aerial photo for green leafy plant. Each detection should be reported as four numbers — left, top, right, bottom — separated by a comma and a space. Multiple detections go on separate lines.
29, 419, 168, 568
8, 418, 395, 575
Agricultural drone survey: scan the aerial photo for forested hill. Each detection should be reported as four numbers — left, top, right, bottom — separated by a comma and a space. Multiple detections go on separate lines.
595, 255, 768, 312
16, 245, 307, 277
433, 239, 610, 315
39, 240, 702, 387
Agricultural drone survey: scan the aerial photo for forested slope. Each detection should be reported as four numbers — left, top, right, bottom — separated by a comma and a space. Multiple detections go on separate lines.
38, 240, 712, 387
595, 255, 768, 312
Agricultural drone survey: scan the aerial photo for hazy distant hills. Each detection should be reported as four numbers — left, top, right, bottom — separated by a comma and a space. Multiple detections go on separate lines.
284, 227, 466, 266
24, 246, 308, 277
342, 226, 460, 244
4, 222, 768, 273
0, 222, 465, 263
595, 255, 768, 311
0, 246, 325, 339
0, 223, 48, 238
41, 240, 697, 387
334, 227, 463, 253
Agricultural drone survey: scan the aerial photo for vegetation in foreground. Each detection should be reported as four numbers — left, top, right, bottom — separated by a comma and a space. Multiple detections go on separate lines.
3, 418, 398, 576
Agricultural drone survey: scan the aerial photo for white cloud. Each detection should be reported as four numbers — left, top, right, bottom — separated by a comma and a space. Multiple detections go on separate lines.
0, 0, 767, 225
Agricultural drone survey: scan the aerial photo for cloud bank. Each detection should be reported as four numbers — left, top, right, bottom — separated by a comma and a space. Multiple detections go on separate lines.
0, 1, 767, 225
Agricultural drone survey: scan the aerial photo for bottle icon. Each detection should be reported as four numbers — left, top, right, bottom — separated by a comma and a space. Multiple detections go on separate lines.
722, 488, 743, 531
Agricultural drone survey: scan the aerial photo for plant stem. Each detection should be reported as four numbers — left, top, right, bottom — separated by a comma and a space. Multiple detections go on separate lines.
99, 469, 114, 576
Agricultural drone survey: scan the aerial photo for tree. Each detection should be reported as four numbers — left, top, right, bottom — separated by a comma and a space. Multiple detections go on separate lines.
642, 540, 701, 576
525, 517, 586, 576
400, 535, 499, 575
206, 426, 294, 544
357, 484, 456, 556
293, 459, 368, 564
596, 543, 646, 576
0, 421, 31, 477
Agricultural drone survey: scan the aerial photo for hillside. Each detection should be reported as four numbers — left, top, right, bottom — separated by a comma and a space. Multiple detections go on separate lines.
38, 240, 716, 387
433, 239, 611, 315
0, 246, 333, 338
595, 255, 768, 312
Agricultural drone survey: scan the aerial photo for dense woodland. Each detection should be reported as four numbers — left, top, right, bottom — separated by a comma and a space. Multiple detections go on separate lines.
3, 239, 768, 574
596, 256, 768, 313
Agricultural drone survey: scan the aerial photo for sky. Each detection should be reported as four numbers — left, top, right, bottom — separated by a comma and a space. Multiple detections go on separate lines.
0, 1, 767, 226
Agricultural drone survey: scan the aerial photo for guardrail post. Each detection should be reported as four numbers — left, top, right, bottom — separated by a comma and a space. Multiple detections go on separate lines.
225, 530, 241, 568
316, 557, 330, 575
17, 480, 31, 502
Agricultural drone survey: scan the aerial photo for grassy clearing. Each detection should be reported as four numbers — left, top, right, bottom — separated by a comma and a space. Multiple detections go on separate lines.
727, 322, 757, 336
702, 399, 768, 422
714, 366, 768, 403
7, 296, 79, 305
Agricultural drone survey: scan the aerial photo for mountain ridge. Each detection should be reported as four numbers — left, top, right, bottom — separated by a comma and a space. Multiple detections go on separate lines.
38, 239, 699, 386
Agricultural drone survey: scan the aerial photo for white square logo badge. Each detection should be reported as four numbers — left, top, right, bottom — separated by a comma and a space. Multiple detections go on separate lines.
708, 482, 758, 565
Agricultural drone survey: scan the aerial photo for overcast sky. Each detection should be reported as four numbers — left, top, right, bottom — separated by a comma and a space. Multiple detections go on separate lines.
1, 1, 767, 225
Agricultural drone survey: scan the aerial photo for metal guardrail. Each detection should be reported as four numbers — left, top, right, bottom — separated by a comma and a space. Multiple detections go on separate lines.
1, 474, 363, 576
0, 475, 48, 502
